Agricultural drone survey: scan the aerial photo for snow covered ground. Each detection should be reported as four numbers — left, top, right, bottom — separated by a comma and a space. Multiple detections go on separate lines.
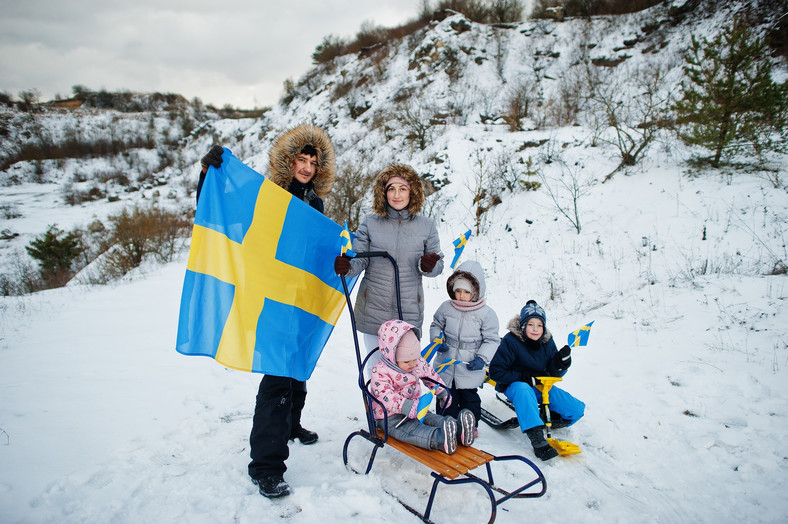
1, 160, 787, 523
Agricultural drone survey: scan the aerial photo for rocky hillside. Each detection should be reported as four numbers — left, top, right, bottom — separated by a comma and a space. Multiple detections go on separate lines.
0, 0, 785, 287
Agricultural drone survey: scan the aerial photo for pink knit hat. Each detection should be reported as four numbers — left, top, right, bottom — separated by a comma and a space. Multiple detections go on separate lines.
396, 330, 421, 362
385, 176, 411, 190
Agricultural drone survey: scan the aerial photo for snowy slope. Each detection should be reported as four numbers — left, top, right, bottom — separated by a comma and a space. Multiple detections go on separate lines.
1, 156, 786, 522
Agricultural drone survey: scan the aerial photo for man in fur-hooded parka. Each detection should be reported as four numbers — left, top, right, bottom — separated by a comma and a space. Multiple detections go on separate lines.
344, 164, 443, 337
245, 125, 336, 497
196, 124, 335, 212
266, 124, 335, 212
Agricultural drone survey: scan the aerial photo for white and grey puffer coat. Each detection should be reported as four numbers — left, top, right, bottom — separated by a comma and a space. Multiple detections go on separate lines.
429, 260, 500, 389
346, 164, 443, 337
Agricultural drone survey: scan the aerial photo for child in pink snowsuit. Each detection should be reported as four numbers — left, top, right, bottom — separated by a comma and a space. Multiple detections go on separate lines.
369, 319, 476, 454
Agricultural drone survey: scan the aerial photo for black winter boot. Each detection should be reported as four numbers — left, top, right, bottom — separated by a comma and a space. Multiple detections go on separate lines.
252, 474, 291, 498
525, 427, 558, 461
290, 426, 319, 445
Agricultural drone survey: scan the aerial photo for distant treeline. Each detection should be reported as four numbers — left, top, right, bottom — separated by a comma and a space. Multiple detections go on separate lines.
0, 85, 269, 118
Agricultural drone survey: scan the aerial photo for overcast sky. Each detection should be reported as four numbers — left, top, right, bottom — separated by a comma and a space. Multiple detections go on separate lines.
0, 0, 420, 109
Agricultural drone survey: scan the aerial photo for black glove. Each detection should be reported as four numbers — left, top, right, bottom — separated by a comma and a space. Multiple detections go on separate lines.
520, 373, 537, 386
553, 344, 572, 370
201, 145, 224, 169
420, 253, 440, 272
334, 255, 351, 275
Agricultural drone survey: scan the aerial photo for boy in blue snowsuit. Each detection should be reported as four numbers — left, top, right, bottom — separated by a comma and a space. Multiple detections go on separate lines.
488, 300, 585, 460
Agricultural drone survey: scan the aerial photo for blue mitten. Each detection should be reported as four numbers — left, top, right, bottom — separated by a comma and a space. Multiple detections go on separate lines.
466, 356, 485, 371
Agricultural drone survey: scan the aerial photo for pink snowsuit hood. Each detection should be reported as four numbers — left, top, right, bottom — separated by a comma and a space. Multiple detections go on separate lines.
369, 320, 446, 420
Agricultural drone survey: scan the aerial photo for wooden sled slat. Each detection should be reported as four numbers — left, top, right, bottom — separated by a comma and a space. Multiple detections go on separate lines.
375, 429, 494, 479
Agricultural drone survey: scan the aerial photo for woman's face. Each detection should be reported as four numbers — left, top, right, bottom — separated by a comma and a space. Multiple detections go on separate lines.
524, 319, 544, 341
386, 182, 410, 211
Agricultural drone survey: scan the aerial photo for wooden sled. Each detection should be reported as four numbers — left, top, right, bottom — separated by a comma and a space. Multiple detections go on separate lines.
340, 252, 546, 523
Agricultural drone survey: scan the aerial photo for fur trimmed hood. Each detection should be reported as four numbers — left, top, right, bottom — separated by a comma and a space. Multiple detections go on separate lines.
371, 164, 425, 216
446, 260, 486, 302
506, 316, 553, 344
267, 125, 335, 197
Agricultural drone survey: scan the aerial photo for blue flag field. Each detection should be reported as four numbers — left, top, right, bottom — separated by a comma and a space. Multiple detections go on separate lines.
176, 149, 354, 381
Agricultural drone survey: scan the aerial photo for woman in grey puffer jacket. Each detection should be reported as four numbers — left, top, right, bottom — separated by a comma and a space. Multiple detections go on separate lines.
334, 164, 443, 371
429, 260, 499, 431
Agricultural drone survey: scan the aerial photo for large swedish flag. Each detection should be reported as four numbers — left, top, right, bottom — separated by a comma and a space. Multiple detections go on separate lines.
176, 150, 352, 381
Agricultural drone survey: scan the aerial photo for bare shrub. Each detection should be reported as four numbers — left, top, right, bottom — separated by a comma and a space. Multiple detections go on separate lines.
331, 79, 355, 103
537, 159, 592, 234
0, 249, 44, 296
488, 0, 524, 23
324, 155, 376, 231
17, 89, 42, 112
550, 46, 607, 126
395, 98, 437, 151
0, 203, 22, 219
355, 20, 387, 49
62, 180, 105, 206
503, 76, 541, 131
436, 0, 490, 22
370, 110, 397, 141
589, 62, 672, 181
422, 189, 451, 221
467, 148, 504, 234
312, 34, 347, 64
95, 168, 131, 187
533, 0, 660, 17
100, 204, 191, 277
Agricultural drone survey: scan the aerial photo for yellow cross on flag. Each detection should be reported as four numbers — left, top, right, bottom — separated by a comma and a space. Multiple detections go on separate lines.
176, 150, 354, 380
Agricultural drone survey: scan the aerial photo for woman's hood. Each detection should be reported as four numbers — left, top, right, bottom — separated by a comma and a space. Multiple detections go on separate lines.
371, 164, 425, 216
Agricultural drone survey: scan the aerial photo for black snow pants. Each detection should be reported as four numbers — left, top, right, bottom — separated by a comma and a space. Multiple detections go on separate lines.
441, 385, 482, 427
247, 375, 307, 480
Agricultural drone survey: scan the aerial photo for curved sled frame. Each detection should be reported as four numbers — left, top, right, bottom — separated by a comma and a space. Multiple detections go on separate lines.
340, 252, 546, 523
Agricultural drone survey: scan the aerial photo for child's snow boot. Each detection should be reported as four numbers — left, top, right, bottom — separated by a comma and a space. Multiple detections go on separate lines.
525, 426, 558, 461
458, 409, 476, 447
432, 416, 458, 454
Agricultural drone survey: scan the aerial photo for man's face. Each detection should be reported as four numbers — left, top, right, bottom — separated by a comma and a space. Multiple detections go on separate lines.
293, 153, 318, 184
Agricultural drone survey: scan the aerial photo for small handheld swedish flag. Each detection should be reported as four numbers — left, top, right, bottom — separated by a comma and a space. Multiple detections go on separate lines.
450, 229, 472, 269
433, 357, 463, 374
567, 321, 594, 347
416, 386, 440, 423
421, 332, 444, 363
339, 220, 354, 256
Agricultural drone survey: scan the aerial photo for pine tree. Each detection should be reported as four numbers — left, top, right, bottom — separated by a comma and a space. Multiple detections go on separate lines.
25, 225, 81, 287
673, 20, 788, 167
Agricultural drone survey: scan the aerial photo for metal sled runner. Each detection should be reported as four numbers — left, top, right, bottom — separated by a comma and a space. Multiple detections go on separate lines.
339, 251, 546, 524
